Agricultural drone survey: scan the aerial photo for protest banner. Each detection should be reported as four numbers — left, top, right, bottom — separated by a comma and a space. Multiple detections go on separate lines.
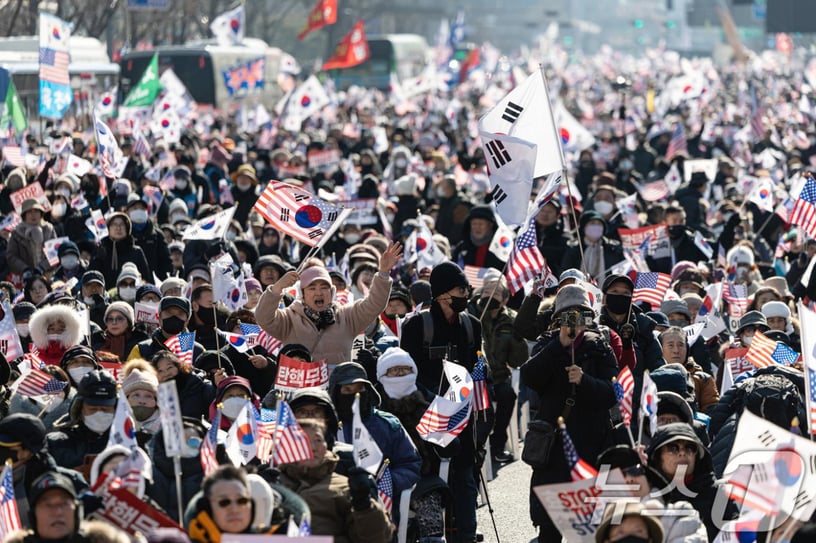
618, 225, 670, 260
274, 354, 329, 396
10, 182, 51, 214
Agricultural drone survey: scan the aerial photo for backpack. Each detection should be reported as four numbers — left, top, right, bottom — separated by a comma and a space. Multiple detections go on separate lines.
421, 310, 474, 361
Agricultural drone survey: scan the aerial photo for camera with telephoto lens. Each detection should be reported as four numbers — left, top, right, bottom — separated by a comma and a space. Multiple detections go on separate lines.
556, 309, 595, 328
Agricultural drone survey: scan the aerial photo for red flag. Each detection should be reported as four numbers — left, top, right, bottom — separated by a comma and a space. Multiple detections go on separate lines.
298, 0, 337, 41
322, 20, 369, 71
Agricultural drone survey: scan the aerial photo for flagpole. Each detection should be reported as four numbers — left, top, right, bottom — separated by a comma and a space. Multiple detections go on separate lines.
797, 302, 816, 441
538, 65, 586, 275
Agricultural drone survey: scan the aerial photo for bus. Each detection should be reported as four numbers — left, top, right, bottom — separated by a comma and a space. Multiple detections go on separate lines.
119, 39, 286, 112
0, 36, 119, 121
328, 33, 429, 91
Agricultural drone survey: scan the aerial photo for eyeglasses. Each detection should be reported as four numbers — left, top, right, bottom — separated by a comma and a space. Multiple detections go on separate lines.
663, 442, 697, 456
105, 316, 126, 323
621, 465, 645, 477
215, 496, 251, 508
294, 407, 326, 419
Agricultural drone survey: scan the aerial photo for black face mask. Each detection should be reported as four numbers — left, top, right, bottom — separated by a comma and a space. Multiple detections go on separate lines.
479, 298, 501, 311
668, 224, 685, 239
334, 391, 371, 421
197, 308, 215, 326
162, 316, 186, 335
613, 536, 649, 543
606, 293, 632, 315
449, 295, 469, 313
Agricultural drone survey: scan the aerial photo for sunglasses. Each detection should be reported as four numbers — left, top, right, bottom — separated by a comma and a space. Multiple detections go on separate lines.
663, 442, 697, 456
215, 497, 251, 508
621, 465, 645, 477
105, 316, 126, 323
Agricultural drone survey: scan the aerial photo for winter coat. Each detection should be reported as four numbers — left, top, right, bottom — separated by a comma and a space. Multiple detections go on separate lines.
28, 304, 85, 367
10, 389, 75, 430
230, 184, 261, 229
520, 329, 618, 526
148, 427, 205, 523
127, 328, 206, 364
646, 423, 734, 541
434, 192, 471, 246
169, 370, 216, 420
46, 421, 110, 480
89, 235, 152, 288
9, 451, 87, 529
91, 328, 148, 362
131, 219, 172, 281
451, 228, 506, 271
223, 343, 277, 400
535, 221, 571, 277
481, 306, 528, 384
279, 452, 393, 543
560, 237, 625, 282
255, 272, 392, 365
685, 359, 719, 413
639, 498, 708, 543
7, 221, 57, 274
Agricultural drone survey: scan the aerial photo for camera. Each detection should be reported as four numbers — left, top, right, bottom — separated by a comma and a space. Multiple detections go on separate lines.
556, 310, 595, 328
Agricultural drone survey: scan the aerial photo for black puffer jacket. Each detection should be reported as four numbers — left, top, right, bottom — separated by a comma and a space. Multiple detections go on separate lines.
708, 365, 806, 477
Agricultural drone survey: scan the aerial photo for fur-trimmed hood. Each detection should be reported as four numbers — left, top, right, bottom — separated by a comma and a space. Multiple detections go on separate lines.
28, 304, 84, 349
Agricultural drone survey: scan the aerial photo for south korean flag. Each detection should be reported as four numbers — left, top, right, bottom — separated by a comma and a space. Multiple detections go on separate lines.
480, 132, 537, 227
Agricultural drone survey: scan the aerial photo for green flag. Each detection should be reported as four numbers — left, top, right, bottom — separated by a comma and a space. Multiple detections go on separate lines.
0, 68, 26, 134
123, 53, 162, 107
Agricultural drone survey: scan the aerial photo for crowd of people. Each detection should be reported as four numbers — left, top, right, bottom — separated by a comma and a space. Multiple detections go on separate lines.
2, 38, 816, 543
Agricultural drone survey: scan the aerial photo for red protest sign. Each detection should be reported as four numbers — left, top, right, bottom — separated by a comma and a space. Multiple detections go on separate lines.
10, 182, 51, 214
91, 486, 182, 536
275, 354, 329, 393
725, 347, 754, 378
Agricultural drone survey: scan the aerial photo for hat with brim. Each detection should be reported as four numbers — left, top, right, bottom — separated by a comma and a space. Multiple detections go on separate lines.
736, 310, 769, 335
657, 391, 694, 424
231, 164, 258, 184
21, 198, 45, 217
594, 501, 664, 543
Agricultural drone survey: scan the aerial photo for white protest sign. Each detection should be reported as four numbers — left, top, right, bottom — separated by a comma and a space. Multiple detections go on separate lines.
134, 302, 160, 327
158, 381, 186, 457
11, 183, 51, 214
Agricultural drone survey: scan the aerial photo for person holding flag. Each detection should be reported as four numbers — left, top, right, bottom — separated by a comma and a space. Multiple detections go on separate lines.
255, 242, 402, 365
451, 205, 507, 272
519, 284, 618, 543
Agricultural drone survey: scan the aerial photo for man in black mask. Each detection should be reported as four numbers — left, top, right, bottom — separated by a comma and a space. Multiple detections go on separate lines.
328, 362, 421, 528
664, 205, 711, 269
188, 284, 229, 350
599, 274, 665, 426
128, 296, 205, 362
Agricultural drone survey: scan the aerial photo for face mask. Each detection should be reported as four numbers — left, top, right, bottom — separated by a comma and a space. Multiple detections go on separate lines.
222, 397, 248, 420
380, 374, 417, 399
162, 316, 186, 335
129, 209, 148, 224
171, 212, 187, 223
57, 188, 72, 199
395, 158, 407, 169
385, 213, 395, 223
606, 293, 632, 315
84, 412, 114, 434
119, 287, 137, 302
69, 366, 94, 384
237, 182, 253, 192
131, 405, 157, 421
613, 537, 649, 543
254, 161, 265, 172
181, 435, 202, 458
47, 333, 64, 343
449, 295, 469, 313
52, 203, 67, 218
60, 255, 79, 269
174, 178, 188, 191
669, 319, 690, 328
594, 201, 614, 215
619, 159, 633, 171
84, 294, 105, 307
197, 308, 215, 326
742, 334, 753, 346
479, 298, 501, 311
345, 233, 360, 244
225, 230, 237, 241
334, 392, 371, 420
584, 224, 605, 241
668, 224, 685, 239
361, 164, 373, 175
15, 324, 29, 337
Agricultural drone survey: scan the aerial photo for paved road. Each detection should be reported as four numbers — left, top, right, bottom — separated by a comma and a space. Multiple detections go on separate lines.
476, 456, 539, 543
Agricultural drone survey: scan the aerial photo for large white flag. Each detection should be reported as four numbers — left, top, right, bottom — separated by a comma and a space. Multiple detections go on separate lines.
211, 5, 245, 46
282, 76, 330, 132
210, 253, 248, 312
107, 387, 137, 449
479, 70, 562, 177
553, 101, 595, 152
488, 217, 515, 262
352, 395, 383, 476
480, 132, 536, 226
404, 220, 446, 270
183, 207, 236, 241
93, 116, 127, 178
225, 401, 258, 466
443, 360, 474, 403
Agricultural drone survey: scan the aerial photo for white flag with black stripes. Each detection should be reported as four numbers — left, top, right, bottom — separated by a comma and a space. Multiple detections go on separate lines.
479, 132, 537, 226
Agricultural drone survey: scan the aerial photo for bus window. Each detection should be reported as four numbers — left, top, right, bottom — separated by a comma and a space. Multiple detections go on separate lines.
119, 53, 215, 105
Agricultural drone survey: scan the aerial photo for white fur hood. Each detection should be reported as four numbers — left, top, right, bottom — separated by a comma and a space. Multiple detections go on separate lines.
28, 304, 84, 349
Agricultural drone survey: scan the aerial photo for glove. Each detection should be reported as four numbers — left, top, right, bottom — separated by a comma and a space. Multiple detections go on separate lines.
619, 323, 635, 350
474, 448, 487, 468
346, 467, 375, 511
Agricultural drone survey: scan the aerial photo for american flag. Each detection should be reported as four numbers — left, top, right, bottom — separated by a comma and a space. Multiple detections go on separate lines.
665, 122, 687, 161
200, 406, 221, 475
377, 464, 393, 515
39, 49, 70, 85
799, 303, 816, 437
15, 368, 66, 397
240, 323, 282, 354
0, 301, 23, 362
635, 179, 670, 202
471, 354, 490, 412
164, 331, 195, 366
559, 421, 597, 481
464, 266, 491, 290
254, 181, 351, 247
790, 176, 816, 239
725, 462, 781, 516
614, 366, 634, 426
0, 213, 20, 232
132, 127, 152, 158
416, 397, 471, 439
0, 463, 21, 539
745, 330, 800, 369
143, 185, 163, 217
1, 147, 25, 167
506, 218, 545, 295
256, 407, 277, 463
273, 400, 314, 466
630, 272, 671, 310
722, 283, 749, 317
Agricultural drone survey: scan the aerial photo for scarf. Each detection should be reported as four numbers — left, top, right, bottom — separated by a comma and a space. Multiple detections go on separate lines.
583, 239, 605, 281
303, 304, 337, 330
104, 332, 129, 360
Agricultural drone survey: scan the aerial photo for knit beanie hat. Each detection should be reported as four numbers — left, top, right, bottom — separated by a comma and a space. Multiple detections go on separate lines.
376, 347, 418, 379
122, 367, 159, 397
430, 261, 469, 298
105, 301, 135, 327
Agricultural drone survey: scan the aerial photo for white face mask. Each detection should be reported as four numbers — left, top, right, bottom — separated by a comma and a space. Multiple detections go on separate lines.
742, 334, 753, 347
129, 209, 148, 224
175, 178, 188, 191
57, 188, 72, 199
119, 287, 137, 302
345, 233, 360, 244
395, 158, 407, 169
222, 397, 248, 420
52, 203, 67, 218
68, 366, 94, 384
84, 411, 114, 434
47, 333, 64, 343
436, 186, 448, 198
594, 201, 614, 216
237, 182, 253, 192
60, 255, 79, 269
379, 374, 417, 399
171, 212, 187, 223
584, 223, 605, 241
15, 324, 29, 337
